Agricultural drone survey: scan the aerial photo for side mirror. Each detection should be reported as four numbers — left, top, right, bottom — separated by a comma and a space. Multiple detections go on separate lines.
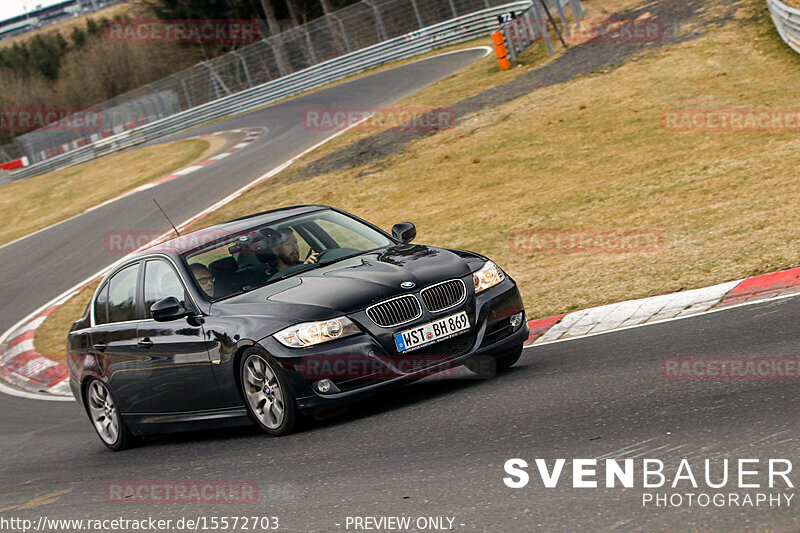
151, 296, 189, 322
391, 222, 416, 244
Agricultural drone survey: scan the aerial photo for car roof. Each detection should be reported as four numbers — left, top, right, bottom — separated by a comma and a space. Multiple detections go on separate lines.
133, 204, 331, 258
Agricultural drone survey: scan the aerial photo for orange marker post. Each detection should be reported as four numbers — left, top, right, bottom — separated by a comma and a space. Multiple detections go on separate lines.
491, 31, 510, 70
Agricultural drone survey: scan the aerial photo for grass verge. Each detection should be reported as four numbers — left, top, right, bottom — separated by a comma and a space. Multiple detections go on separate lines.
34, 0, 798, 363
192, 0, 800, 320
0, 136, 219, 247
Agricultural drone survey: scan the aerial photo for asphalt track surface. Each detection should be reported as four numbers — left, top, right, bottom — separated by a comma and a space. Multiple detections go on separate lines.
2, 48, 800, 532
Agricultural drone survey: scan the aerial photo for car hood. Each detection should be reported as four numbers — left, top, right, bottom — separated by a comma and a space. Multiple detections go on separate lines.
212, 244, 476, 321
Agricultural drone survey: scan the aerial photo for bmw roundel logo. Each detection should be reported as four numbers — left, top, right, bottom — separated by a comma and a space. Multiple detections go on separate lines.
401, 281, 415, 289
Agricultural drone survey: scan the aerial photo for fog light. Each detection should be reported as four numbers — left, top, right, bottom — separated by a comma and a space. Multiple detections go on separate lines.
510, 312, 524, 328
315, 379, 339, 394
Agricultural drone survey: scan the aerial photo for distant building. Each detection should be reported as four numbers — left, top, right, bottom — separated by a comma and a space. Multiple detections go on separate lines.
0, 0, 126, 41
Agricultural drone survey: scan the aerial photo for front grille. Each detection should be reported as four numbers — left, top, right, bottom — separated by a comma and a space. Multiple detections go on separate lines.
420, 279, 466, 313
366, 295, 422, 327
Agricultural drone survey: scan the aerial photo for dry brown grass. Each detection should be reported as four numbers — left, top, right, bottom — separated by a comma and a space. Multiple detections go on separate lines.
273, 0, 638, 163
35, 0, 796, 362
194, 0, 800, 320
0, 136, 216, 247
34, 280, 100, 364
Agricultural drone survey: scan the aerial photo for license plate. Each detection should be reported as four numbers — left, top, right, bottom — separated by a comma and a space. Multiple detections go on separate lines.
393, 311, 470, 353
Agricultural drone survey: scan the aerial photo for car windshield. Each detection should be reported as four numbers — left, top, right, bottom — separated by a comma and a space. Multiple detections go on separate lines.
183, 210, 394, 301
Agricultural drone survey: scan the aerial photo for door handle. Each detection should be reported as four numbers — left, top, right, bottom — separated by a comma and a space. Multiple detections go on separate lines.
137, 338, 154, 349
93, 343, 107, 352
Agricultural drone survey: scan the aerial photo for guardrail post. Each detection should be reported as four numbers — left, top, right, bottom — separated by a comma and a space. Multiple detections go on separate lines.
363, 0, 388, 41
172, 74, 192, 109
266, 39, 288, 76
328, 13, 352, 52
531, 0, 554, 55
501, 24, 516, 60
300, 26, 318, 64
200, 62, 232, 100
555, 0, 570, 36
448, 0, 458, 17
568, 0, 585, 20
538, 0, 567, 47
233, 50, 253, 88
410, 0, 424, 28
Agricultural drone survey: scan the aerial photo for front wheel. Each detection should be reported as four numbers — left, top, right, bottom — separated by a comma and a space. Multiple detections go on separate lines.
494, 344, 523, 371
240, 349, 302, 436
85, 379, 135, 451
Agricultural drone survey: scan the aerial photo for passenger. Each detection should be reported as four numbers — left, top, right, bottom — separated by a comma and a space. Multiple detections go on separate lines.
189, 263, 214, 298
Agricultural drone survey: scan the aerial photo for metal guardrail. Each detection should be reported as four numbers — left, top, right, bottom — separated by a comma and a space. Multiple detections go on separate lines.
9, 0, 588, 180
767, 0, 800, 54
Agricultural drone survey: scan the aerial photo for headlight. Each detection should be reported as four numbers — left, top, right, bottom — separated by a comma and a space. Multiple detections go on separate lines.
274, 317, 360, 348
473, 261, 505, 293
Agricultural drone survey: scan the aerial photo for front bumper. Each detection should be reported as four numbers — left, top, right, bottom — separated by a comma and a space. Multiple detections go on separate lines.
260, 275, 527, 415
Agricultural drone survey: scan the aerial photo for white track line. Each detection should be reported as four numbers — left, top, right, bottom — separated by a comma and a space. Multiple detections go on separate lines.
0, 129, 263, 254
523, 287, 800, 350
0, 378, 73, 402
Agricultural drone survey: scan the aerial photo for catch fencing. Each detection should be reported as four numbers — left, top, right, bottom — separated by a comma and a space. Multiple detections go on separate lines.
8, 0, 584, 179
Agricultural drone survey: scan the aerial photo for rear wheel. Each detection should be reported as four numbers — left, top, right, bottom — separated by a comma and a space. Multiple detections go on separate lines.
240, 349, 302, 436
494, 344, 523, 371
85, 379, 135, 451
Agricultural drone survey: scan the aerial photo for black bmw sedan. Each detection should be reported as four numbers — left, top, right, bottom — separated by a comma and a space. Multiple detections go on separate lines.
68, 205, 528, 450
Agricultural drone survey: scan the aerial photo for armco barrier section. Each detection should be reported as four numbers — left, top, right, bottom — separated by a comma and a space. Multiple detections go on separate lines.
10, 0, 584, 180
15, 0, 540, 168
767, 0, 800, 54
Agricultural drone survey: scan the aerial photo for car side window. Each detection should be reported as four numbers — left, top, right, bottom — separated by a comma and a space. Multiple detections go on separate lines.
94, 283, 109, 325
106, 263, 140, 323
143, 260, 186, 319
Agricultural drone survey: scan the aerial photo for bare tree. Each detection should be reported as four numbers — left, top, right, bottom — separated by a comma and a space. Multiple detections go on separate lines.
258, 0, 290, 76
317, 0, 348, 56
259, 0, 283, 36
284, 0, 303, 26
319, 0, 335, 15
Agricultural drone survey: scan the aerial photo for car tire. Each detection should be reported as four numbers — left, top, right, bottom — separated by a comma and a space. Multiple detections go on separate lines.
494, 344, 523, 371
85, 379, 135, 451
239, 348, 302, 436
